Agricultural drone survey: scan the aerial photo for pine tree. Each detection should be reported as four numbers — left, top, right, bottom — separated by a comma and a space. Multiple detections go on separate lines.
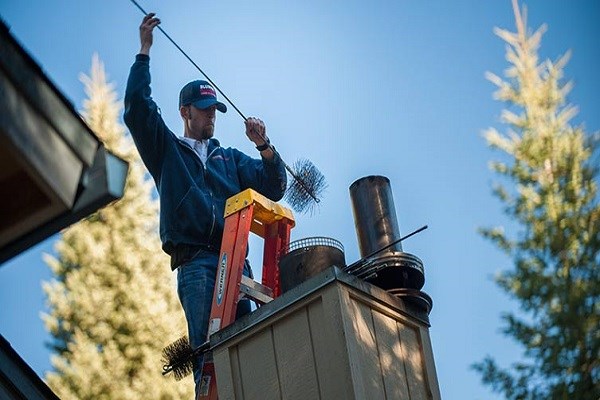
473, 1, 600, 399
42, 54, 194, 399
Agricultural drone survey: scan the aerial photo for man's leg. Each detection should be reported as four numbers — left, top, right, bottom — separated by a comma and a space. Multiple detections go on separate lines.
176, 253, 218, 398
177, 255, 254, 397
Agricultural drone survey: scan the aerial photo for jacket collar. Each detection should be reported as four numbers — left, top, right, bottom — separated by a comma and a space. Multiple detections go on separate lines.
176, 135, 220, 150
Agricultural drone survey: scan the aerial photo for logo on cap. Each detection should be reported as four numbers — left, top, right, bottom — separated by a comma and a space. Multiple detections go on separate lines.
199, 85, 217, 98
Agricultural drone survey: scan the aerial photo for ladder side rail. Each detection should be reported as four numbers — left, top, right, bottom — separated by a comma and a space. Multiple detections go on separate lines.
208, 204, 254, 336
261, 220, 292, 298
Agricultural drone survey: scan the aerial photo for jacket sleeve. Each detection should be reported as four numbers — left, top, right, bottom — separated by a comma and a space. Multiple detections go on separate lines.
234, 149, 287, 202
123, 54, 170, 180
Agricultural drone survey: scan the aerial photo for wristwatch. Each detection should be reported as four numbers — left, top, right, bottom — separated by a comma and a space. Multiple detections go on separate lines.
256, 140, 270, 151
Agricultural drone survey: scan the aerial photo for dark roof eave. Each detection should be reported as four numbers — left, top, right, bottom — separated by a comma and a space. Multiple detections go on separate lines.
0, 146, 129, 265
0, 334, 61, 400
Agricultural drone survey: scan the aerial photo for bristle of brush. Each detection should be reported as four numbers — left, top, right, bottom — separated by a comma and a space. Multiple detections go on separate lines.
161, 336, 195, 381
172, 360, 194, 381
285, 159, 327, 214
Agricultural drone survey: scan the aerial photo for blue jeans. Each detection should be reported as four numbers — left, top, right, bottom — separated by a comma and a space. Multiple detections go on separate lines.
176, 250, 252, 398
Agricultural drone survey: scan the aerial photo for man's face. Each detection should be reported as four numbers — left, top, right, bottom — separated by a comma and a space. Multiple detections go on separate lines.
183, 104, 216, 140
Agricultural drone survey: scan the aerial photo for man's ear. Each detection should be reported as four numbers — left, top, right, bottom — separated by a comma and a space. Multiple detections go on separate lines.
180, 106, 189, 120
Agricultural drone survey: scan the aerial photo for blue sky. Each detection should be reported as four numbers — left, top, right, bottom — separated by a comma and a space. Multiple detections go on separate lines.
1, 1, 598, 398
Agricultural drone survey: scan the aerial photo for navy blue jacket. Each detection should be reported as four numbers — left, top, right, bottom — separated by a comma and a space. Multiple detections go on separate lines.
124, 54, 287, 257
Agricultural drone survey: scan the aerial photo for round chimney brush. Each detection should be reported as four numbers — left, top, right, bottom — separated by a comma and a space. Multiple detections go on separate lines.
284, 158, 327, 214
161, 336, 210, 381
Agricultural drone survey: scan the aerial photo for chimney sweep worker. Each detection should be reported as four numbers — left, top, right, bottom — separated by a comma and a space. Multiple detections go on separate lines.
124, 13, 287, 397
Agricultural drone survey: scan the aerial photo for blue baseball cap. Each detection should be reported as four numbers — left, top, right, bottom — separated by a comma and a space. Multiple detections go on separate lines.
179, 80, 227, 113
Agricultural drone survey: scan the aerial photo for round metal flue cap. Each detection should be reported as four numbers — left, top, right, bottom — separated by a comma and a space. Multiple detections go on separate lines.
279, 237, 346, 293
363, 251, 425, 290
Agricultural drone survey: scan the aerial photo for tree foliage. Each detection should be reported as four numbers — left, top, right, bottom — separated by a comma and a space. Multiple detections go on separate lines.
42, 54, 194, 399
473, 1, 600, 399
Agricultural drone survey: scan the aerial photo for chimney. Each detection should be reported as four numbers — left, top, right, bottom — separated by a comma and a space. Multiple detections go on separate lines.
349, 175, 430, 311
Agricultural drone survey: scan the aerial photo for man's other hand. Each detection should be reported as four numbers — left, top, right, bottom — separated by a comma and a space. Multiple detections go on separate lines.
139, 13, 160, 55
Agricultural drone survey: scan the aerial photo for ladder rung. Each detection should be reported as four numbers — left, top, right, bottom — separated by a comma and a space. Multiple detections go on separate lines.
240, 275, 274, 305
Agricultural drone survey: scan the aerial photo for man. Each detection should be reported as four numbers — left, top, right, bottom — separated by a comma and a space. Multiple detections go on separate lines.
124, 13, 287, 397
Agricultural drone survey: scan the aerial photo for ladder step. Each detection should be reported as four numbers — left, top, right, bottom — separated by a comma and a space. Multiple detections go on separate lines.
240, 275, 274, 305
